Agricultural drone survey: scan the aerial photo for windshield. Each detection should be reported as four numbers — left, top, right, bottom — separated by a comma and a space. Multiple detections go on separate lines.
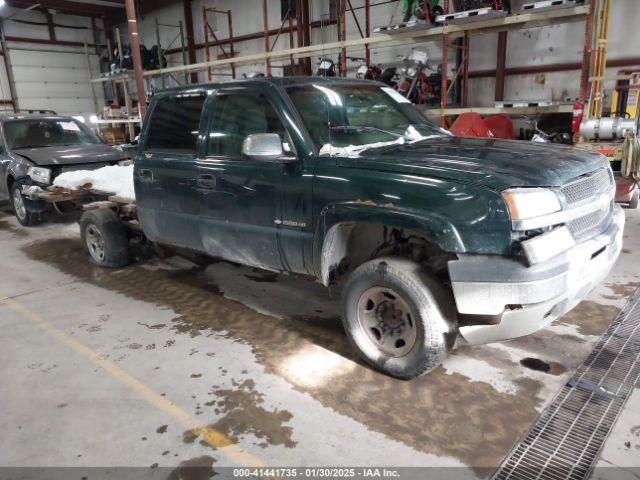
285, 84, 446, 153
4, 119, 102, 150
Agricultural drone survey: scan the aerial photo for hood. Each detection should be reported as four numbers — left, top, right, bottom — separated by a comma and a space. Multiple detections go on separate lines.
335, 136, 607, 190
12, 144, 129, 166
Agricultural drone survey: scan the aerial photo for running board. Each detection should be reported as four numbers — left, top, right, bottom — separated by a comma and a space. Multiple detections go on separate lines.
493, 287, 640, 480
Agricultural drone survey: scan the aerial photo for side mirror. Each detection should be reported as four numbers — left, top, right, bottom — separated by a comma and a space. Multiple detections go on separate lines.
242, 133, 296, 163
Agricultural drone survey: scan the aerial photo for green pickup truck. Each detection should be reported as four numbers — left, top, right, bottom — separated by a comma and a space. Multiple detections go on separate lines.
79, 77, 624, 379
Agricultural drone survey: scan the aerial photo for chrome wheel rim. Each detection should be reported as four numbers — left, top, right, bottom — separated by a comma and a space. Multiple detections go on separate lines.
356, 286, 417, 357
12, 188, 26, 221
85, 225, 106, 262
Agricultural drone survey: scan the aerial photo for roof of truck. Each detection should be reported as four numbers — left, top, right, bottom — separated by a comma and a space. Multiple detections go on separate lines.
0, 112, 72, 122
154, 76, 381, 95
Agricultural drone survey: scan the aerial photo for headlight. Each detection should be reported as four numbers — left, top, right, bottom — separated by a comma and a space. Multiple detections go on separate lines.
502, 188, 561, 220
27, 166, 51, 185
407, 67, 417, 77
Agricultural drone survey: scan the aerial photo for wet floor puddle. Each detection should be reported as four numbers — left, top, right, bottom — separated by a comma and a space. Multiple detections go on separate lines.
21, 237, 626, 469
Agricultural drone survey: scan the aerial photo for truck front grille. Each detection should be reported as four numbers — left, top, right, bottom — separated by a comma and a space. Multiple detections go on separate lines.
568, 208, 610, 237
561, 168, 611, 205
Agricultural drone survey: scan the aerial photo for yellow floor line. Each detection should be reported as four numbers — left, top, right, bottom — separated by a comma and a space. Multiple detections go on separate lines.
0, 295, 267, 468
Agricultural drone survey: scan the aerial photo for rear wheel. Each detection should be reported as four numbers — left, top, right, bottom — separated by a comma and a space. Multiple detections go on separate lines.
341, 257, 457, 379
11, 182, 43, 227
80, 208, 130, 267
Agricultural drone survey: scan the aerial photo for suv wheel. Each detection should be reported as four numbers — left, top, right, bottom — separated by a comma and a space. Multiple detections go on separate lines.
342, 257, 457, 379
80, 208, 131, 268
11, 182, 43, 227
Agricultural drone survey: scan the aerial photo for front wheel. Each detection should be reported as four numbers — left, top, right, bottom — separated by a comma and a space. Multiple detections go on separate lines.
80, 208, 131, 268
11, 182, 43, 227
341, 257, 457, 379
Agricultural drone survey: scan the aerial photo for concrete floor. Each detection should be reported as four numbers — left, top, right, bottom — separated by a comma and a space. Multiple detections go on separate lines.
0, 204, 638, 478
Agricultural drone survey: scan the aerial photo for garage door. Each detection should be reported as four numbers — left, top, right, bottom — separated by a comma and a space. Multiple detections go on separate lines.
9, 47, 100, 119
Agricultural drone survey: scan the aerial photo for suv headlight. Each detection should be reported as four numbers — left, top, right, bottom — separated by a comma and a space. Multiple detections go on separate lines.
502, 188, 561, 220
27, 166, 51, 185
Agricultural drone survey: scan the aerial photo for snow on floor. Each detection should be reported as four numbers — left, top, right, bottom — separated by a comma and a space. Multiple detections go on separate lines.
53, 164, 135, 200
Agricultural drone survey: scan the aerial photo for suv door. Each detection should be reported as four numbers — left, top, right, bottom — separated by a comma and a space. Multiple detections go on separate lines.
197, 88, 291, 270
135, 91, 206, 250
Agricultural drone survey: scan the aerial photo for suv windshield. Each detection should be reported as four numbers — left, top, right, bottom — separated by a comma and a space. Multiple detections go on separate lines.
285, 84, 446, 153
4, 118, 101, 150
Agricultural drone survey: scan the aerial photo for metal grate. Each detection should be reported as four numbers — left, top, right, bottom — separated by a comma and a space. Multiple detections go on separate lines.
561, 168, 611, 205
493, 287, 640, 480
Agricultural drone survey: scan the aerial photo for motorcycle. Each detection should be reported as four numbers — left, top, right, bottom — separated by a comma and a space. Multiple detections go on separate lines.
529, 118, 572, 144
402, 0, 445, 23
396, 50, 442, 105
110, 44, 167, 73
317, 58, 337, 77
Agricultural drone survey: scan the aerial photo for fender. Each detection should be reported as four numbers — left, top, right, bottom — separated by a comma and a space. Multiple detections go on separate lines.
313, 201, 466, 285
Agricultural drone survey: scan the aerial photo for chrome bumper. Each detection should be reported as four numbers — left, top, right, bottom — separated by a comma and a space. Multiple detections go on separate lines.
449, 205, 625, 345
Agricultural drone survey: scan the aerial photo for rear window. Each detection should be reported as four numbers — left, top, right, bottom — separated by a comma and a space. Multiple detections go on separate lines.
145, 94, 205, 153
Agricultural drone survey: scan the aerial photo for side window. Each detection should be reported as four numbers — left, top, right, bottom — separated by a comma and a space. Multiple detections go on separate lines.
207, 94, 286, 158
145, 94, 205, 154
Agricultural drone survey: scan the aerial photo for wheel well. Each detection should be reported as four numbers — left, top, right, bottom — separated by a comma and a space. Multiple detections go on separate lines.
321, 222, 455, 286
7, 174, 15, 192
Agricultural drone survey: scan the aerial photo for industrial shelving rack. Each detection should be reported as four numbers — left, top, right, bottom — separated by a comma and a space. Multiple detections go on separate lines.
90, 0, 596, 125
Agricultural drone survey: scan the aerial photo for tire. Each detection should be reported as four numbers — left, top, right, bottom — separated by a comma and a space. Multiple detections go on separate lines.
341, 256, 457, 379
430, 5, 444, 22
80, 208, 131, 268
629, 189, 639, 209
10, 182, 43, 227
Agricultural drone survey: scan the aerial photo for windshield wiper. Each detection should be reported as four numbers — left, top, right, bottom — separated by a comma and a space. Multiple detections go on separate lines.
401, 123, 451, 136
330, 125, 403, 139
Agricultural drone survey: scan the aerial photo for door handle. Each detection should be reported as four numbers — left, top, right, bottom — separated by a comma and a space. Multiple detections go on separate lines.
137, 169, 154, 181
196, 174, 216, 189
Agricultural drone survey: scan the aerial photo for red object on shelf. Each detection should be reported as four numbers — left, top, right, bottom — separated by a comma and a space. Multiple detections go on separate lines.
449, 112, 494, 138
484, 114, 516, 139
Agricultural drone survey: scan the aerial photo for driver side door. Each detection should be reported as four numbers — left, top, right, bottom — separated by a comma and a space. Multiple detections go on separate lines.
197, 88, 291, 271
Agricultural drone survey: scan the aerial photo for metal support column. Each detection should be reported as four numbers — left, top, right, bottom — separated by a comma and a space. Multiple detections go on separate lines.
340, 0, 347, 77
579, 0, 596, 118
440, 0, 450, 127
183, 0, 198, 84
179, 21, 188, 84
84, 42, 99, 114
495, 31, 507, 101
124, 0, 147, 120
227, 10, 236, 79
263, 0, 272, 76
365, 0, 371, 65
155, 18, 166, 89
295, 0, 304, 75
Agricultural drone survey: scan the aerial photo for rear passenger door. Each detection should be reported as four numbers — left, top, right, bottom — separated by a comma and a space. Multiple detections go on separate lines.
197, 88, 289, 270
135, 92, 206, 250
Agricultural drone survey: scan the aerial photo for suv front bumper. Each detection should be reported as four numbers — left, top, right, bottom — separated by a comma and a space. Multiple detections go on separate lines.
448, 205, 625, 345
